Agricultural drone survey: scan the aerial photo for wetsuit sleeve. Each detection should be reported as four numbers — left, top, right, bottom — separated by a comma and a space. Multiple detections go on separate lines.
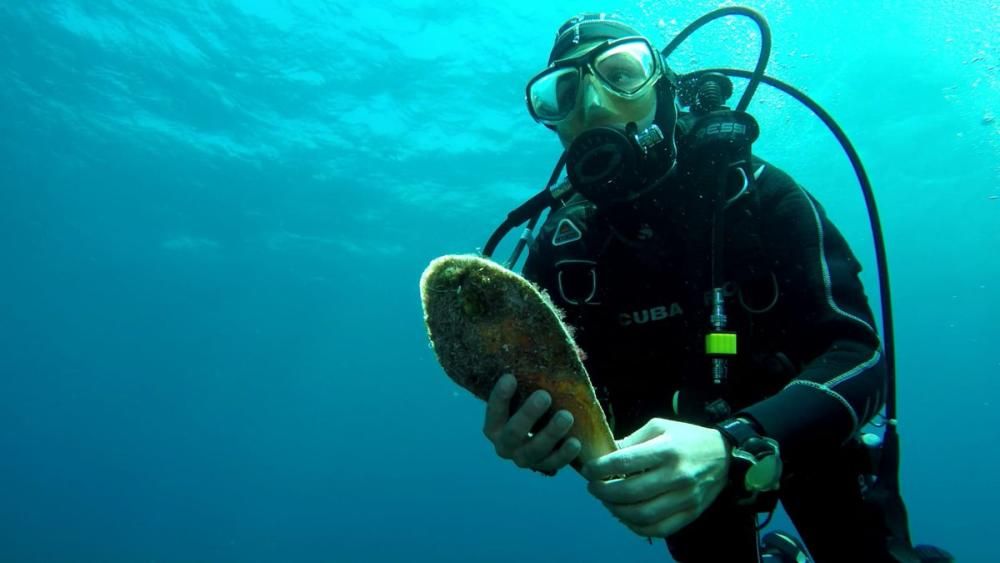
738, 169, 887, 467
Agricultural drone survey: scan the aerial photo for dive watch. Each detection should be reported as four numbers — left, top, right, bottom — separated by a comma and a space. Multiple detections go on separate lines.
717, 417, 782, 505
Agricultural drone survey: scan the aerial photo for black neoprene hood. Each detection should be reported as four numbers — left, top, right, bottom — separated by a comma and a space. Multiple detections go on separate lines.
548, 14, 645, 63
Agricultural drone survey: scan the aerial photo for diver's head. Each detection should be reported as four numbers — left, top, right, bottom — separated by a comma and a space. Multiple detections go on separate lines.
526, 14, 677, 146
526, 13, 679, 207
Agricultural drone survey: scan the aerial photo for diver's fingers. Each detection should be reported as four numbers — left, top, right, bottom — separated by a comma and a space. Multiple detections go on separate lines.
495, 390, 552, 460
534, 436, 583, 474
484, 373, 517, 440
512, 409, 575, 467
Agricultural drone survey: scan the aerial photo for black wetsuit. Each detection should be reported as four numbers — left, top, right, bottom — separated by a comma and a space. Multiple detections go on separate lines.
522, 157, 894, 562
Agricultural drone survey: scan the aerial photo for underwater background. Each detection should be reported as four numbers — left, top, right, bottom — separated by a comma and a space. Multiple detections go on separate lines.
1, 1, 997, 561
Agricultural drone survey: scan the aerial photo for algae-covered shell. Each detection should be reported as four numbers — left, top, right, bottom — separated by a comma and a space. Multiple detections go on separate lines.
420, 254, 616, 465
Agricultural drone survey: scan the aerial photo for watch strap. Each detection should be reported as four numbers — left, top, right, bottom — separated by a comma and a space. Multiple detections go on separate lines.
716, 417, 781, 507
717, 417, 760, 447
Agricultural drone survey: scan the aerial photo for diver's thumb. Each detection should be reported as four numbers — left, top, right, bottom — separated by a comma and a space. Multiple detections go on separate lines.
615, 418, 669, 449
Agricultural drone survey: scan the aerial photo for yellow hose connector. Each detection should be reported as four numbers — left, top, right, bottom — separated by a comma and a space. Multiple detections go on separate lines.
706, 332, 738, 356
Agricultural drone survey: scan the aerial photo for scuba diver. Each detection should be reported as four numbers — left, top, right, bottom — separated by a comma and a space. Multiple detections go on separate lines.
479, 10, 955, 563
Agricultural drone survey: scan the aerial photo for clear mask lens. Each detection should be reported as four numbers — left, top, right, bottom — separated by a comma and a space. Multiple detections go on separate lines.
528, 38, 658, 123
593, 41, 656, 95
529, 67, 580, 122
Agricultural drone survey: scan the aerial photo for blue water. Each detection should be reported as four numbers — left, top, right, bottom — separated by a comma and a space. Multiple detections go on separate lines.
1, 1, 997, 561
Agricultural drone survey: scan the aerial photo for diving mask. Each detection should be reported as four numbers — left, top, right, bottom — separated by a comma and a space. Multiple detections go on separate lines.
526, 37, 662, 124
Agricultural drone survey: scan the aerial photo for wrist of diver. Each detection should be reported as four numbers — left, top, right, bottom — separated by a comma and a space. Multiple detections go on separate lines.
715, 417, 783, 506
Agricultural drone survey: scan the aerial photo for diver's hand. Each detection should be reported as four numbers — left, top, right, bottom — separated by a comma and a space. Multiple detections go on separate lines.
483, 373, 582, 475
581, 418, 729, 538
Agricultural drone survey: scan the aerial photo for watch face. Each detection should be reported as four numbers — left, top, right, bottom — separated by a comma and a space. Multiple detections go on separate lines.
745, 454, 781, 491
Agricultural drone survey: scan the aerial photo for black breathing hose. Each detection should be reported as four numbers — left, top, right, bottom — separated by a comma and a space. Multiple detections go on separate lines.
691, 67, 898, 425
661, 6, 772, 113
662, 6, 896, 425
